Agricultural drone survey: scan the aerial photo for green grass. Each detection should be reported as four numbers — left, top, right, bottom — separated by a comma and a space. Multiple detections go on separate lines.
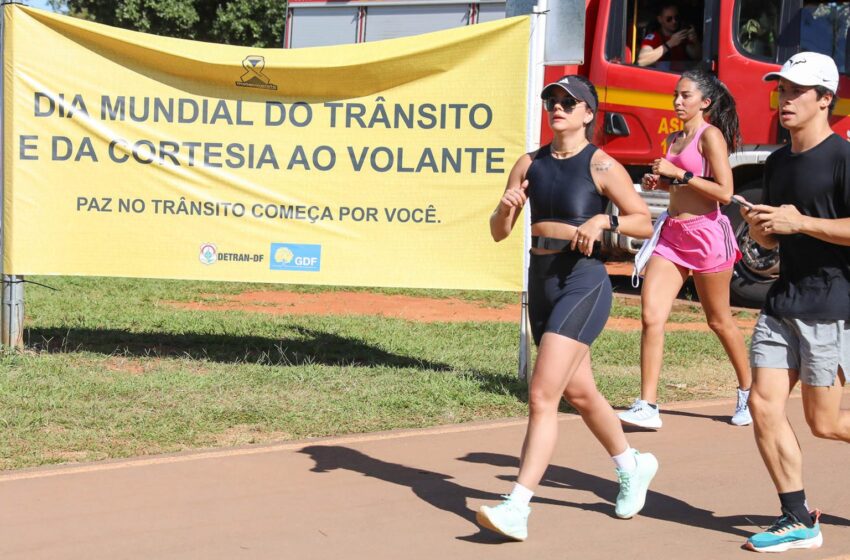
0, 276, 743, 470
610, 299, 706, 323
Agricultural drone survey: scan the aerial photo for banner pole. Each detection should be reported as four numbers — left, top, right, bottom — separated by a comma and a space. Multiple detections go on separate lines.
0, 1, 23, 348
518, 0, 546, 382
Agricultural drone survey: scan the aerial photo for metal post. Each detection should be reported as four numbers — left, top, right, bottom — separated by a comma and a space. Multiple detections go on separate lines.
518, 0, 546, 382
0, 2, 24, 348
2, 277, 24, 348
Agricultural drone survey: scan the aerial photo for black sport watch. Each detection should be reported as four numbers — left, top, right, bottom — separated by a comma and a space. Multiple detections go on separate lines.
609, 214, 619, 232
681, 171, 694, 184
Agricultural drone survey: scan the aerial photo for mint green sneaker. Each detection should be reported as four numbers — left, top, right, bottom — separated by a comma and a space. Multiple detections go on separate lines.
745, 509, 822, 553
477, 495, 530, 541
614, 450, 658, 519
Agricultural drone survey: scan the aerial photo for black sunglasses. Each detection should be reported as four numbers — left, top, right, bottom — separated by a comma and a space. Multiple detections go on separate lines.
664, 15, 679, 22
543, 97, 581, 112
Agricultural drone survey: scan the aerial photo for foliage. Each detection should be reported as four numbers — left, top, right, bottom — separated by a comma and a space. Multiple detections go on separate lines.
46, 0, 288, 47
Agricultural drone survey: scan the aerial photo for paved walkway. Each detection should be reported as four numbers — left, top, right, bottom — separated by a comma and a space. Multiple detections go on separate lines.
2, 395, 850, 559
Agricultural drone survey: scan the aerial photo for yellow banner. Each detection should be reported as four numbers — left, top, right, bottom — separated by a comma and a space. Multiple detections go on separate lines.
3, 6, 528, 290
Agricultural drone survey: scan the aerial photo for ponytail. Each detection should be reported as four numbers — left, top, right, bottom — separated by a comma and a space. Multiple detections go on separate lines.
681, 69, 741, 152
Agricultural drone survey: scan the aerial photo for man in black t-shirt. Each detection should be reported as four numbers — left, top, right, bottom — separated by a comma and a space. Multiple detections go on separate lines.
741, 52, 850, 553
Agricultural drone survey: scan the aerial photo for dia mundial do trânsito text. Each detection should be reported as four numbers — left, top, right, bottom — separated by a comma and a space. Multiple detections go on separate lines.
18, 93, 509, 174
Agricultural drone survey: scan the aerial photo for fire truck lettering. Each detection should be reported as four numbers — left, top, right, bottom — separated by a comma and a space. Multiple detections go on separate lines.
657, 117, 683, 135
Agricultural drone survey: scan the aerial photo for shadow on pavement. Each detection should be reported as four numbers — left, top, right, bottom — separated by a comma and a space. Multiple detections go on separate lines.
299, 446, 850, 545
617, 408, 734, 430
459, 452, 816, 539
300, 445, 579, 544
661, 409, 735, 424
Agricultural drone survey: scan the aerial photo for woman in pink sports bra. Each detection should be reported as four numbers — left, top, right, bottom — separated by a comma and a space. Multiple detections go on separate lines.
618, 69, 753, 430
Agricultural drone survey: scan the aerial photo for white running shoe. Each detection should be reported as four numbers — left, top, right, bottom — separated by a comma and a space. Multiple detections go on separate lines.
618, 399, 662, 429
731, 387, 752, 426
477, 495, 531, 541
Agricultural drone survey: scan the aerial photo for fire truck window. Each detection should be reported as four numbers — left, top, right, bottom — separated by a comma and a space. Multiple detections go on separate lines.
800, 2, 850, 73
737, 0, 779, 60
632, 1, 703, 72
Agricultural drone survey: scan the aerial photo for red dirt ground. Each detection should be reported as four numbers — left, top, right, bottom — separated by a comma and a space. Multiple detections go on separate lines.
168, 269, 758, 333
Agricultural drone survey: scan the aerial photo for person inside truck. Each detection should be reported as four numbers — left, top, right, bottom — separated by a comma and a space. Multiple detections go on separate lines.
477, 75, 657, 542
740, 51, 850, 554
737, 0, 778, 58
637, 2, 701, 71
618, 69, 753, 430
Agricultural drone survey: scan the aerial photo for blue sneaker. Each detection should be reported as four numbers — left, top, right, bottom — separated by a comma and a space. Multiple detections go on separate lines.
477, 495, 530, 541
615, 450, 659, 519
745, 509, 822, 553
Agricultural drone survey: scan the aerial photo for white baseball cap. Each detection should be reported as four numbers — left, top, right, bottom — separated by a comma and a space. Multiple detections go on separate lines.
763, 51, 839, 93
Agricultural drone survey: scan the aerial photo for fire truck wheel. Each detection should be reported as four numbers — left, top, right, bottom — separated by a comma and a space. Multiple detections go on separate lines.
722, 182, 779, 309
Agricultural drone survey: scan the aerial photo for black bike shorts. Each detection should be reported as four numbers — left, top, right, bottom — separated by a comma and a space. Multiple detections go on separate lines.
528, 252, 612, 346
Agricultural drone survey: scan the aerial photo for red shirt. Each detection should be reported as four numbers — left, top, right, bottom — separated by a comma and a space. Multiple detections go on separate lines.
640, 31, 689, 66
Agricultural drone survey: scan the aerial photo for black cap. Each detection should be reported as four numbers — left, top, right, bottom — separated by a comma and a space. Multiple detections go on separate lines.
540, 76, 597, 113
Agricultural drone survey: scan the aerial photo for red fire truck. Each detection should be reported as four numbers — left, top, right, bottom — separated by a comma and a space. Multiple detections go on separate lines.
284, 0, 850, 307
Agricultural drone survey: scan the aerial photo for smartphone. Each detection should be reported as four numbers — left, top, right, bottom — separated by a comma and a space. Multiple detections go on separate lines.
730, 194, 755, 210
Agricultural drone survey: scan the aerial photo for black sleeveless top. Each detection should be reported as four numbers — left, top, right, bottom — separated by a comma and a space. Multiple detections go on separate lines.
527, 143, 609, 227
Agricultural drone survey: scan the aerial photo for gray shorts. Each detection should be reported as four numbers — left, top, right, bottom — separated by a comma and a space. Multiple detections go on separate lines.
750, 313, 850, 387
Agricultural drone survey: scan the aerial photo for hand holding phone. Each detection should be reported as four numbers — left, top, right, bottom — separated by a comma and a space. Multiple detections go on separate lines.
731, 194, 755, 210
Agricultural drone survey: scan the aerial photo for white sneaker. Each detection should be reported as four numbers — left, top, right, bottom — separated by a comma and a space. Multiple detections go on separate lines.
731, 388, 752, 426
618, 399, 662, 429
477, 495, 531, 541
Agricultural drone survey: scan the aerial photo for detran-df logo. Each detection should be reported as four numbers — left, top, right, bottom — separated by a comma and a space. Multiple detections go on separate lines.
270, 243, 321, 272
199, 243, 217, 265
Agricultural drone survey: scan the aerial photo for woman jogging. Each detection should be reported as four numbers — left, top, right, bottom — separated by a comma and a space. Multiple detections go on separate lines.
618, 69, 752, 430
477, 75, 657, 542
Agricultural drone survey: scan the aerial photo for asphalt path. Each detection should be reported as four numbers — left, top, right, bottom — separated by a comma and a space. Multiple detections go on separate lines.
2, 395, 849, 559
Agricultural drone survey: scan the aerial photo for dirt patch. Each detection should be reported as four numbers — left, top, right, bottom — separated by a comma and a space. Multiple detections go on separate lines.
606, 316, 757, 331
167, 290, 757, 332
104, 357, 147, 375
211, 425, 292, 447
171, 291, 517, 323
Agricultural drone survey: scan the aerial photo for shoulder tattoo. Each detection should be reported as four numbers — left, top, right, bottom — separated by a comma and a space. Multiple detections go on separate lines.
592, 160, 613, 172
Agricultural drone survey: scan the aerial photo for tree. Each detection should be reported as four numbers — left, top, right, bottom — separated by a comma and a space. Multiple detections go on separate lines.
47, 0, 288, 48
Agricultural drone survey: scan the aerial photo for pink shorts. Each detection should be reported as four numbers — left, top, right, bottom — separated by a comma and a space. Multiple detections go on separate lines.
652, 208, 741, 273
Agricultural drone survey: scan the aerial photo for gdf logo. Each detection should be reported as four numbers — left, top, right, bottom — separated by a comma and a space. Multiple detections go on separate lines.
270, 243, 321, 272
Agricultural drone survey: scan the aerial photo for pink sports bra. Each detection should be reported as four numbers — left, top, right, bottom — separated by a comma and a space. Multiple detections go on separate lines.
665, 122, 712, 177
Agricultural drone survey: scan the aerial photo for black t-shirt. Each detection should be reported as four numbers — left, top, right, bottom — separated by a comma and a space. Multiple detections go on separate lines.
762, 134, 850, 320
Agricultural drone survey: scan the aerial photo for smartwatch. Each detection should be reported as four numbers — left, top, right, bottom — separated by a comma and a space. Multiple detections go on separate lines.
609, 214, 619, 232
681, 171, 694, 184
